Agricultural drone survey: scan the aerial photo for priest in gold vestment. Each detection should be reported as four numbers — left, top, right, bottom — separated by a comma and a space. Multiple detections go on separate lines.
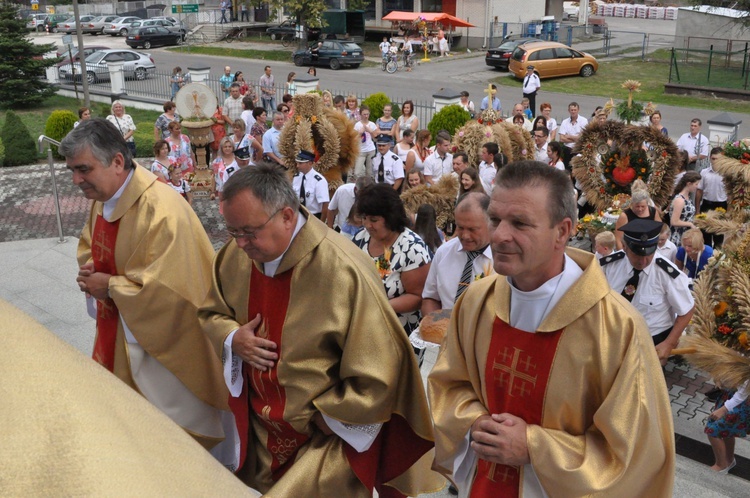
62, 120, 232, 456
199, 164, 443, 497
428, 161, 675, 497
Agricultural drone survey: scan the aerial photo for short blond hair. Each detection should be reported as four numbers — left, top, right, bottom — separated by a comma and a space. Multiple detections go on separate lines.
595, 230, 616, 250
681, 228, 704, 249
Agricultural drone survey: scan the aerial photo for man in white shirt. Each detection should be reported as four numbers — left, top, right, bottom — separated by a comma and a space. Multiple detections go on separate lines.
477, 142, 498, 195
533, 127, 550, 164
424, 135, 453, 184
676, 118, 709, 172
292, 150, 329, 220
222, 83, 244, 127
326, 176, 374, 239
511, 104, 533, 132
521, 66, 541, 119
558, 101, 588, 168
695, 147, 728, 246
261, 111, 285, 166
422, 193, 493, 314
372, 135, 404, 190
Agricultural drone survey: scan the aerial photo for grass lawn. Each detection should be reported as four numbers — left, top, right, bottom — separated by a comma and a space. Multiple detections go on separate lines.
0, 95, 161, 161
493, 49, 750, 114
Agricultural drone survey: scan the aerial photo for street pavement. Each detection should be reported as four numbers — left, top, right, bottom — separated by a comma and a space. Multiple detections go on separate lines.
1, 160, 749, 496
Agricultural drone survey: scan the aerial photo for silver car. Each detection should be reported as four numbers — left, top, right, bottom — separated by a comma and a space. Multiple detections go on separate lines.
58, 48, 155, 84
26, 14, 48, 31
103, 16, 141, 36
82, 15, 119, 35
59, 15, 97, 34
129, 19, 185, 36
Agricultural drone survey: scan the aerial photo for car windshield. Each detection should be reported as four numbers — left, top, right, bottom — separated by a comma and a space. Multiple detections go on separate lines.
92, 16, 104, 21
341, 42, 360, 51
111, 17, 125, 23
496, 41, 517, 50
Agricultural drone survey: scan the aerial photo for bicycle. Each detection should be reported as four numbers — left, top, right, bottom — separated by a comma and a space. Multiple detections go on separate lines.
280, 33, 295, 48
386, 51, 415, 74
224, 27, 246, 43
184, 30, 208, 45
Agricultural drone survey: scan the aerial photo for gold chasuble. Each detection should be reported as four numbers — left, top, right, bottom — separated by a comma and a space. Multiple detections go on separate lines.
200, 211, 444, 497
429, 248, 675, 497
78, 165, 229, 449
0, 299, 258, 497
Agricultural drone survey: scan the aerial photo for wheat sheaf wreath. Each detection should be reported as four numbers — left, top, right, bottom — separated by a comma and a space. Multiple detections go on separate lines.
572, 121, 680, 212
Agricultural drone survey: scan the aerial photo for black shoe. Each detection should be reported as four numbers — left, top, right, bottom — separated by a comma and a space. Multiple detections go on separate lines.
448, 484, 458, 495
706, 387, 722, 402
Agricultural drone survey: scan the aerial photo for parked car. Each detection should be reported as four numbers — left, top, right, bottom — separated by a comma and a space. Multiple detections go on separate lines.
43, 14, 70, 33
129, 19, 185, 36
59, 15, 97, 34
267, 19, 319, 41
103, 16, 141, 36
82, 15, 119, 35
292, 39, 363, 70
55, 45, 110, 67
563, 1, 580, 21
509, 41, 598, 79
485, 37, 543, 70
58, 48, 155, 84
126, 27, 182, 49
26, 14, 48, 31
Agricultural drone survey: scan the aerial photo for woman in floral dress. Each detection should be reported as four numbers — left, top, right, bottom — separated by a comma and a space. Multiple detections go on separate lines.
165, 121, 196, 173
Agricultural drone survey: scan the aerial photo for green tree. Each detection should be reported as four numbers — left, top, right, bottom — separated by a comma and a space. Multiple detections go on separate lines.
1, 111, 37, 166
0, 1, 59, 109
348, 0, 372, 10
268, 0, 328, 28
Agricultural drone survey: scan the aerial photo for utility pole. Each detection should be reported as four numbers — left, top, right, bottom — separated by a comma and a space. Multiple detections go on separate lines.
72, 0, 90, 107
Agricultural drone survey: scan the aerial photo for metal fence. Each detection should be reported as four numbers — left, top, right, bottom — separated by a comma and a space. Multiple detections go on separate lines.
121, 70, 174, 101
668, 46, 750, 90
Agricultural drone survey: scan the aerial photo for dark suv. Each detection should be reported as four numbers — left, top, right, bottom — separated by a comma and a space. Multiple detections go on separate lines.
292, 39, 364, 70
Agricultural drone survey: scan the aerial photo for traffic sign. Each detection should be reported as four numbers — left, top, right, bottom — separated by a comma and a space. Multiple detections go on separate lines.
172, 4, 198, 13
31, 3, 38, 10
62, 34, 73, 47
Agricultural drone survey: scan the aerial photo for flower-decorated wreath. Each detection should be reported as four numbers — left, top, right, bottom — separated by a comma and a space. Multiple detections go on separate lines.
571, 121, 681, 212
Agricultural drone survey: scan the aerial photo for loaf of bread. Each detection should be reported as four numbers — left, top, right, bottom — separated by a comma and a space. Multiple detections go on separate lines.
420, 309, 452, 344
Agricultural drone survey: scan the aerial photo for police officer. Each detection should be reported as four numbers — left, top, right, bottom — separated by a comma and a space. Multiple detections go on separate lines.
601, 218, 695, 365
372, 135, 405, 190
292, 150, 329, 220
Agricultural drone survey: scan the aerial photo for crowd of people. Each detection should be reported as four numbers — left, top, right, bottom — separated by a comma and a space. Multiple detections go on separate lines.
50, 77, 750, 495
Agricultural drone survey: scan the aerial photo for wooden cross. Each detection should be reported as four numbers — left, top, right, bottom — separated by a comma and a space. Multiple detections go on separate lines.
493, 347, 538, 398
484, 83, 495, 102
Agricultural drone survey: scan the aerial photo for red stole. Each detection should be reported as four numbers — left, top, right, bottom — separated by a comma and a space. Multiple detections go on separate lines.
90, 215, 121, 372
229, 264, 309, 481
470, 319, 563, 498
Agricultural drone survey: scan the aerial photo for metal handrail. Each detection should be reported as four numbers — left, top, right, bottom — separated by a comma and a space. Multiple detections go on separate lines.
37, 135, 65, 243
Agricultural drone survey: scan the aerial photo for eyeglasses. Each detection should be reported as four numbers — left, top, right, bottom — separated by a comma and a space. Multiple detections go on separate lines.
227, 209, 281, 240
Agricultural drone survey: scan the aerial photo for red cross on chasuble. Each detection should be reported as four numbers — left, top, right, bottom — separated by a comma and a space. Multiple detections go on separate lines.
470, 318, 564, 498
90, 215, 121, 372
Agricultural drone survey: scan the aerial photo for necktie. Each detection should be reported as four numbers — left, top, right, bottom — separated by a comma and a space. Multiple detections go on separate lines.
455, 250, 482, 301
621, 269, 642, 302
377, 155, 385, 183
299, 174, 306, 206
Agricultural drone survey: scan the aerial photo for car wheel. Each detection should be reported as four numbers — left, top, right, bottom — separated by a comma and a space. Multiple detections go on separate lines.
37, 25, 44, 32
86, 71, 96, 85
270, 33, 276, 40
580, 64, 595, 77
329, 58, 341, 70
119, 28, 127, 36
134, 67, 147, 80
294, 55, 305, 67
144, 41, 151, 49
51, 27, 57, 33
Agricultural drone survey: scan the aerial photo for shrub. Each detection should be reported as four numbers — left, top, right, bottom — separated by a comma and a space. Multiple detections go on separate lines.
361, 92, 401, 122
1, 111, 37, 166
427, 105, 471, 146
44, 110, 77, 159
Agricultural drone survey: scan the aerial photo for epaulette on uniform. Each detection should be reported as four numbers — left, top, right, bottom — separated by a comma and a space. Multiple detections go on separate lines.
655, 257, 680, 279
391, 154, 400, 160
599, 251, 625, 266
314, 174, 322, 181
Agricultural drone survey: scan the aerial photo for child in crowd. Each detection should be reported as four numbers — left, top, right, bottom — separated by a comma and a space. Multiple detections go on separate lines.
594, 231, 616, 261
168, 166, 193, 206
705, 380, 749, 474
521, 98, 533, 120
656, 222, 678, 262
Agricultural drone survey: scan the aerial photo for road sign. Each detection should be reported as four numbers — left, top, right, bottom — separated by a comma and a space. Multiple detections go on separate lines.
62, 34, 73, 47
31, 3, 38, 10
172, 4, 198, 14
